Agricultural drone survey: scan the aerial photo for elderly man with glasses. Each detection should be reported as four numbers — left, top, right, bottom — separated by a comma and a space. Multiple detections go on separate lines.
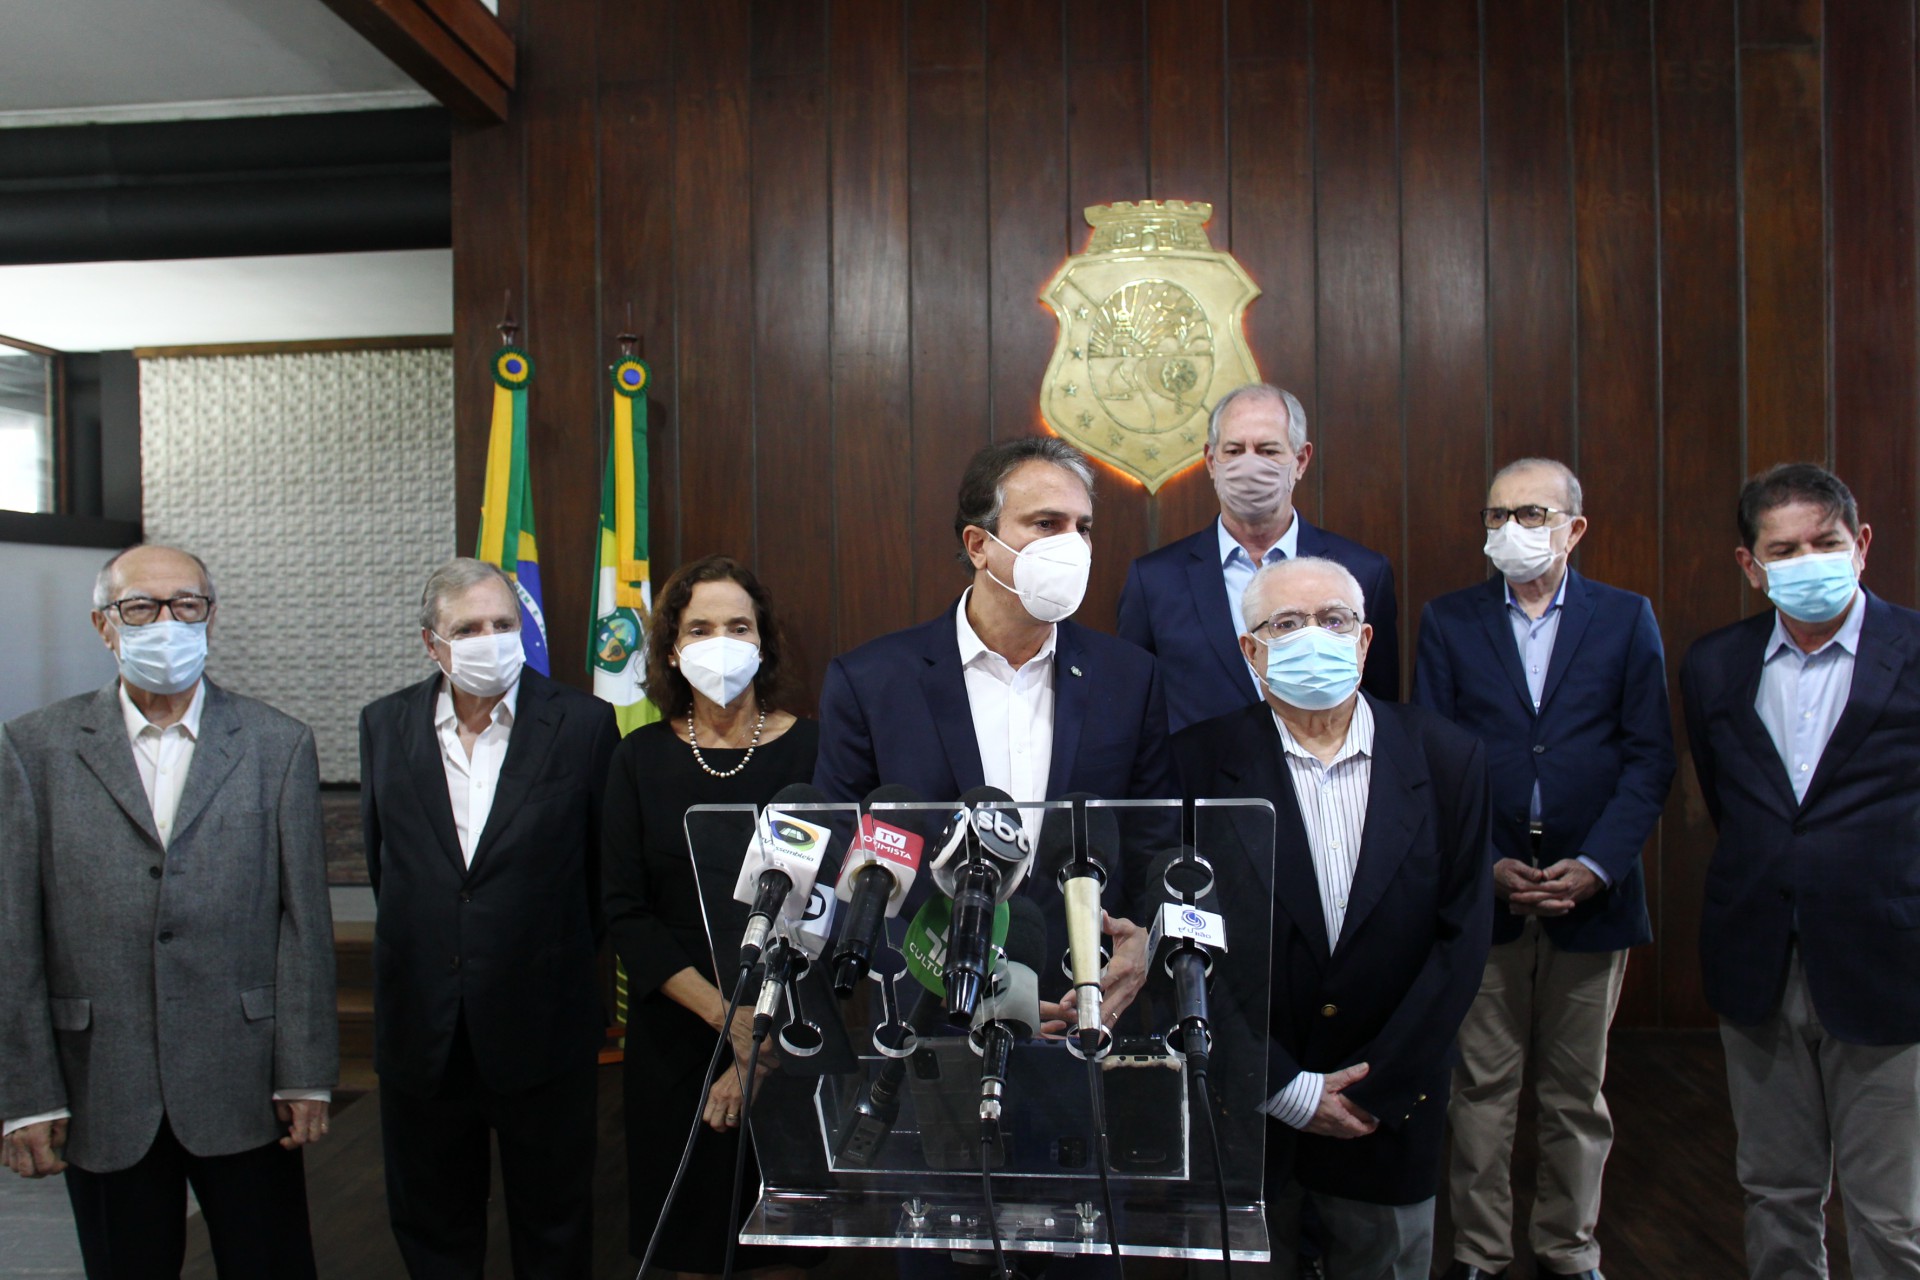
1413, 460, 1675, 1280
0, 544, 337, 1278
1174, 555, 1491, 1279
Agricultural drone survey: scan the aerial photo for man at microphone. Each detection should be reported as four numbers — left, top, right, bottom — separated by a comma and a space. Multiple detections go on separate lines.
1174, 556, 1491, 1280
814, 436, 1178, 1022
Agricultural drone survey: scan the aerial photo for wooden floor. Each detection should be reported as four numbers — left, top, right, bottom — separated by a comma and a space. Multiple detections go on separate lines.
179, 1031, 1853, 1279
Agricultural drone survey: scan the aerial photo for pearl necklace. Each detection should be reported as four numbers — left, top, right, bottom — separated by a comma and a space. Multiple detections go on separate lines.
687, 707, 767, 779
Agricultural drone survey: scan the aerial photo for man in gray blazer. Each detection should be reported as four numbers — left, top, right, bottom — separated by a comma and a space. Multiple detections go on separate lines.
0, 544, 337, 1279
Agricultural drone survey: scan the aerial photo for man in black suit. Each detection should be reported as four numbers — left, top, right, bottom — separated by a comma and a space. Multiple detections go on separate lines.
1120, 382, 1400, 733
359, 557, 619, 1279
1175, 555, 1491, 1279
1681, 464, 1920, 1280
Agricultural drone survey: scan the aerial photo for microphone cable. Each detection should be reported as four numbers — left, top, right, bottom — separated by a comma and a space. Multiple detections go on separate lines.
1085, 1054, 1125, 1277
635, 964, 754, 1280
1190, 1060, 1233, 1280
980, 1127, 1012, 1280
720, 1030, 766, 1280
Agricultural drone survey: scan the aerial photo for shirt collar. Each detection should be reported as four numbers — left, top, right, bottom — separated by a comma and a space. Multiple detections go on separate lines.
119, 679, 205, 741
1504, 570, 1569, 617
1217, 512, 1299, 567
956, 587, 1057, 672
434, 675, 521, 730
1764, 590, 1867, 663
1269, 694, 1374, 767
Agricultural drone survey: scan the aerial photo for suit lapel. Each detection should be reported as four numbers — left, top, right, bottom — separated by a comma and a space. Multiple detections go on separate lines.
1798, 594, 1907, 813
921, 605, 985, 796
1217, 705, 1331, 961
1183, 529, 1256, 695
403, 676, 467, 876
73, 683, 161, 848
1730, 616, 1803, 814
1537, 571, 1596, 712
1047, 625, 1089, 797
1334, 697, 1424, 949
467, 674, 560, 876
1474, 581, 1536, 714
168, 683, 242, 843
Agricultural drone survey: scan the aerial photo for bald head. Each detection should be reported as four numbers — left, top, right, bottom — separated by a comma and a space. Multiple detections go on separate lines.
93, 545, 216, 613
1240, 556, 1367, 634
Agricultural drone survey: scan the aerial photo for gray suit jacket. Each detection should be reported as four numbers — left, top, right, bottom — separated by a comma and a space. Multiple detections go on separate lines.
0, 681, 337, 1172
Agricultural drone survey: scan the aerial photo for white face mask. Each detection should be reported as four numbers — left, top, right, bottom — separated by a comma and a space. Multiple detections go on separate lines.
115, 619, 208, 696
1484, 520, 1563, 584
676, 635, 762, 707
986, 529, 1092, 624
435, 630, 525, 698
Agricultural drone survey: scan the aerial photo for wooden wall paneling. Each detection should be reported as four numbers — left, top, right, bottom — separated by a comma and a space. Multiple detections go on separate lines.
1065, 0, 1152, 632
1739, 36, 1825, 472
749, 0, 835, 708
451, 109, 526, 558
908, 2, 993, 625
597, 0, 677, 575
829, 0, 914, 649
1740, 0, 1820, 46
1484, 0, 1576, 469
1143, 0, 1229, 548
1310, 0, 1402, 582
672, 0, 757, 573
1828, 1, 1918, 607
984, 0, 1068, 451
521, 0, 601, 687
1655, 0, 1743, 1028
1570, 0, 1663, 1026
1397, 0, 1490, 656
1224, 0, 1317, 521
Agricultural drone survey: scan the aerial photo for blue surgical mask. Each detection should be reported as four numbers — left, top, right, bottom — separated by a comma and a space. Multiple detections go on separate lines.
1762, 550, 1859, 624
115, 620, 208, 695
1256, 627, 1363, 711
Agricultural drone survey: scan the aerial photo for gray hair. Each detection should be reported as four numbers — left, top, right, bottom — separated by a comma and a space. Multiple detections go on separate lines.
953, 436, 1096, 547
419, 557, 517, 632
1240, 555, 1367, 633
1207, 383, 1309, 452
1491, 457, 1584, 516
92, 545, 216, 610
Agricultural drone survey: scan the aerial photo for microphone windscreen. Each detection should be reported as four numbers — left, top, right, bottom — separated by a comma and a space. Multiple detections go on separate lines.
861, 783, 923, 809
770, 782, 831, 806
1002, 896, 1049, 974
955, 784, 1015, 807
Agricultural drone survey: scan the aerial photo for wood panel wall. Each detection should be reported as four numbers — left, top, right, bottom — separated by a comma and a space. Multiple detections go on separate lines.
452, 0, 1918, 1029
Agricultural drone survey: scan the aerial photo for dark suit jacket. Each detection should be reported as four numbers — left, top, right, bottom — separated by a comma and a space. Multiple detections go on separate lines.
1118, 517, 1401, 734
1174, 696, 1491, 1206
1413, 571, 1675, 952
812, 600, 1178, 916
1681, 592, 1920, 1046
359, 670, 619, 1096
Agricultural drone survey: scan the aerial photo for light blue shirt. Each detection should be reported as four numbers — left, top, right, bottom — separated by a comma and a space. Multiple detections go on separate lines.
1220, 515, 1299, 696
1757, 591, 1865, 803
1504, 572, 1608, 884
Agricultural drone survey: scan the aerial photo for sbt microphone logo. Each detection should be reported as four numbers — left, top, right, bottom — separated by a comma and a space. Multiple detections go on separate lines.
969, 806, 1031, 857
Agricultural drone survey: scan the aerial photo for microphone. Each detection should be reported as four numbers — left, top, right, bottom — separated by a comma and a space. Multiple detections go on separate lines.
931, 786, 1035, 1024
970, 898, 1047, 1139
730, 783, 837, 974
750, 935, 798, 1044
836, 989, 948, 1167
830, 784, 928, 997
1145, 847, 1229, 1075
1055, 794, 1116, 1060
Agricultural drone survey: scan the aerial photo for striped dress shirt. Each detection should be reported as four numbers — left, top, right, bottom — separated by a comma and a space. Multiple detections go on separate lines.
1262, 695, 1375, 1129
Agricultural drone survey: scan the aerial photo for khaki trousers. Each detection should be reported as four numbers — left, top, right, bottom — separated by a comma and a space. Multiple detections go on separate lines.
1446, 918, 1628, 1273
1720, 947, 1920, 1280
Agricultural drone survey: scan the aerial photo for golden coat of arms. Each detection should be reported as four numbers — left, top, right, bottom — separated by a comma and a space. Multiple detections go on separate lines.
1040, 201, 1262, 492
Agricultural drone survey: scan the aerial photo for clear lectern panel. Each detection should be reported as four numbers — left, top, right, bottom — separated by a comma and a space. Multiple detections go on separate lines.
681, 797, 1277, 1261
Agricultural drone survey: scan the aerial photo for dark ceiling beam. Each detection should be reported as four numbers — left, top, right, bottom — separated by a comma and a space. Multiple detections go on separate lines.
318, 0, 514, 124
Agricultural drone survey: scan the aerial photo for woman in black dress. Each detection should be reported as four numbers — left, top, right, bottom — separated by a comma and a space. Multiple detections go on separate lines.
603, 555, 818, 1278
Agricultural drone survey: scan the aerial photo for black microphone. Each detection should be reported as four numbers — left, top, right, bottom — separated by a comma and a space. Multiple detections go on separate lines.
830, 784, 927, 997
1145, 846, 1228, 1076
732, 783, 837, 973
971, 898, 1047, 1139
931, 786, 1035, 1024
837, 989, 949, 1167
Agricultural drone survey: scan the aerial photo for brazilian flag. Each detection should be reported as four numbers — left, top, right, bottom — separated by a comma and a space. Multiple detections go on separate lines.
475, 344, 550, 674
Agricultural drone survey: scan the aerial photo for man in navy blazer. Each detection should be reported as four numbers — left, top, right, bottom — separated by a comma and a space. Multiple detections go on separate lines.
1119, 383, 1400, 734
1681, 463, 1920, 1280
815, 436, 1177, 1015
1414, 460, 1675, 1280
1175, 555, 1491, 1279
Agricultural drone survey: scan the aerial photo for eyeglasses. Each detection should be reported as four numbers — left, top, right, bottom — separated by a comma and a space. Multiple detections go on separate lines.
1480, 505, 1569, 530
107, 594, 213, 626
1251, 607, 1361, 642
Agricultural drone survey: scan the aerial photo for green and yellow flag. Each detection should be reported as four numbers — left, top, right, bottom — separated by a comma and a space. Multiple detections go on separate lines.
476, 343, 550, 674
590, 354, 660, 735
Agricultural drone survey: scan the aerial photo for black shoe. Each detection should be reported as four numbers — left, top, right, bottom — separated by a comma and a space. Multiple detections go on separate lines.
1441, 1265, 1509, 1280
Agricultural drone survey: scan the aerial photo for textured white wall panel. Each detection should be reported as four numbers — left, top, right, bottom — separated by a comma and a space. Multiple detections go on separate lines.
140, 348, 454, 781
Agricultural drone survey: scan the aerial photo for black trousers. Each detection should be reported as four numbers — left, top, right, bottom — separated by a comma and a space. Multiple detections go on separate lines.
64, 1114, 316, 1280
380, 1017, 598, 1280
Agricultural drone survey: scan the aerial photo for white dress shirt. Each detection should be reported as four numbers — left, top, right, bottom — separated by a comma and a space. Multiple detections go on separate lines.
1756, 592, 1864, 803
1220, 515, 1301, 694
1262, 696, 1376, 1130
435, 678, 520, 866
956, 589, 1056, 841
